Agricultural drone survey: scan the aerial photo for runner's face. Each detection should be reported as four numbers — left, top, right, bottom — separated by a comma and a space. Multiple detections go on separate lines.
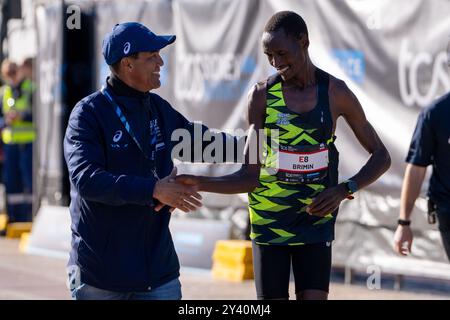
262, 29, 307, 81
128, 51, 164, 91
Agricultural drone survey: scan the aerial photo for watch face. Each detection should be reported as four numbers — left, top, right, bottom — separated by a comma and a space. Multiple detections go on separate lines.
347, 180, 358, 194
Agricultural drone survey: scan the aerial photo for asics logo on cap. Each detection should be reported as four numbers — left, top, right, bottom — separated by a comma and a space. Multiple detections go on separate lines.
123, 42, 131, 55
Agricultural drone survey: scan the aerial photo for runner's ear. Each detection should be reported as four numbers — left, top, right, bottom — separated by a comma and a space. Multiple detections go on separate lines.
300, 34, 309, 50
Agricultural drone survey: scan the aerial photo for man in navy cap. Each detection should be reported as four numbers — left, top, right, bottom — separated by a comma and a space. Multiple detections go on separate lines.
64, 22, 205, 300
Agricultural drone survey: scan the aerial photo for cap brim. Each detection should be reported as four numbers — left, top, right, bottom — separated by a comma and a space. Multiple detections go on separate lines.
152, 35, 176, 51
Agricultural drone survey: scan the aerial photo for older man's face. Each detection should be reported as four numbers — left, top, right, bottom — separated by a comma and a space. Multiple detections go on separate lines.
128, 51, 164, 91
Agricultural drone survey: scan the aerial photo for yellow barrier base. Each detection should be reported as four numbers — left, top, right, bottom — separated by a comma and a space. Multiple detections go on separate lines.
212, 261, 254, 281
213, 240, 253, 263
212, 240, 254, 281
19, 232, 30, 253
6, 222, 32, 239
0, 214, 8, 231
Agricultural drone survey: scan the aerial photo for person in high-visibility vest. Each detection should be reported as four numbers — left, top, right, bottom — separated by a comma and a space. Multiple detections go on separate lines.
0, 58, 35, 223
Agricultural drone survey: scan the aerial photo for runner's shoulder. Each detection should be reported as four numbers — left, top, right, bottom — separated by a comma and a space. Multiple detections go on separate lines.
249, 80, 267, 96
328, 75, 350, 98
247, 80, 267, 111
327, 74, 359, 110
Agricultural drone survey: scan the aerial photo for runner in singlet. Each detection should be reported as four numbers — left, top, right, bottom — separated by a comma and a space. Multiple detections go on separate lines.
249, 69, 338, 246
174, 11, 391, 300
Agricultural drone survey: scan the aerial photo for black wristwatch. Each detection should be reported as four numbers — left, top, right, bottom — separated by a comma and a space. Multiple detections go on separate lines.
343, 180, 358, 199
398, 219, 411, 226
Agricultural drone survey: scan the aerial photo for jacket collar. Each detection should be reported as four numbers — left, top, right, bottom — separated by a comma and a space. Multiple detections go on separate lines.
107, 73, 150, 98
105, 74, 152, 113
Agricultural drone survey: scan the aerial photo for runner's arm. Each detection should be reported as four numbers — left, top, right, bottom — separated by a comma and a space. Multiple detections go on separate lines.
307, 79, 391, 216
175, 83, 266, 194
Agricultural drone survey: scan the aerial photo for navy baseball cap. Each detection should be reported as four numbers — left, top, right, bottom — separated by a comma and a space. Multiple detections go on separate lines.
102, 22, 176, 65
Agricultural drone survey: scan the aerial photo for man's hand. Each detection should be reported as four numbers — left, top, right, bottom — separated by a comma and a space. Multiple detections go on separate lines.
393, 225, 413, 256
306, 184, 348, 217
153, 167, 202, 213
158, 174, 201, 213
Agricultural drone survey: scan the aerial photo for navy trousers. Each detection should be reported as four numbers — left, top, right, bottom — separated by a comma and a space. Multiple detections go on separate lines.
3, 143, 33, 222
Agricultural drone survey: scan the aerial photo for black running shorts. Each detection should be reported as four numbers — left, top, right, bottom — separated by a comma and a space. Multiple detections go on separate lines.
252, 241, 332, 300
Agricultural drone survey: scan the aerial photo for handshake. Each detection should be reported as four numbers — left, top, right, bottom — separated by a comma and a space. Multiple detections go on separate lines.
152, 167, 202, 213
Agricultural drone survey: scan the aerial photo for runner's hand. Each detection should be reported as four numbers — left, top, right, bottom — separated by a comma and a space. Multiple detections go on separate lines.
153, 167, 203, 213
175, 174, 201, 187
306, 184, 347, 217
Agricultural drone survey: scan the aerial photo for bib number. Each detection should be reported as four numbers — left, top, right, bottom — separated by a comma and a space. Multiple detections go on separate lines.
276, 144, 329, 183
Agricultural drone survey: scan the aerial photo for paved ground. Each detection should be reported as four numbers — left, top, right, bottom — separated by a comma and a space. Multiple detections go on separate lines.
0, 238, 449, 300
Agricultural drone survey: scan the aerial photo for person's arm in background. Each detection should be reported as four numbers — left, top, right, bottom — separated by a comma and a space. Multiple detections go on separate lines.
64, 101, 201, 212
393, 107, 434, 255
393, 164, 427, 255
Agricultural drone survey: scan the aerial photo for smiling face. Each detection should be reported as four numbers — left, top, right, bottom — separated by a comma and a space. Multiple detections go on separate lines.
121, 51, 164, 92
262, 28, 309, 82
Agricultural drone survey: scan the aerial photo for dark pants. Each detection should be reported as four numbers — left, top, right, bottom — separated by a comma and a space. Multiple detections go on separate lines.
3, 143, 33, 223
252, 241, 332, 300
437, 206, 450, 262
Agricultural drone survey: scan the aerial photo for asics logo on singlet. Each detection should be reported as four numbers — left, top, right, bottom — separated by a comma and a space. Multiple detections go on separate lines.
276, 113, 290, 125
123, 42, 131, 55
113, 130, 123, 142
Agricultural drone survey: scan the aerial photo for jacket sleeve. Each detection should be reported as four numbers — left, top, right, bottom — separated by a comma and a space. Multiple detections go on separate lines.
64, 101, 156, 206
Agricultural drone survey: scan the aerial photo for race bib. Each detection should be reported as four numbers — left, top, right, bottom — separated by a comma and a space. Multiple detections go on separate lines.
276, 143, 329, 183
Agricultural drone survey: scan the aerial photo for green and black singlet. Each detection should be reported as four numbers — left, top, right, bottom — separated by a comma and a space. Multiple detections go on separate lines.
249, 69, 339, 245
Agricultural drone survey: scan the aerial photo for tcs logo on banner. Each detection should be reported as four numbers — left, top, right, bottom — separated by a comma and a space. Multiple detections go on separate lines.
332, 49, 366, 84
398, 39, 450, 108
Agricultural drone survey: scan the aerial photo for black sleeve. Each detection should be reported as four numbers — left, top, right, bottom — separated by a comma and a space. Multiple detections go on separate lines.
406, 108, 435, 167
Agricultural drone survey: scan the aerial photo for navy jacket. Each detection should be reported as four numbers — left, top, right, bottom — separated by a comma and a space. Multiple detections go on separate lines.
64, 77, 213, 292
